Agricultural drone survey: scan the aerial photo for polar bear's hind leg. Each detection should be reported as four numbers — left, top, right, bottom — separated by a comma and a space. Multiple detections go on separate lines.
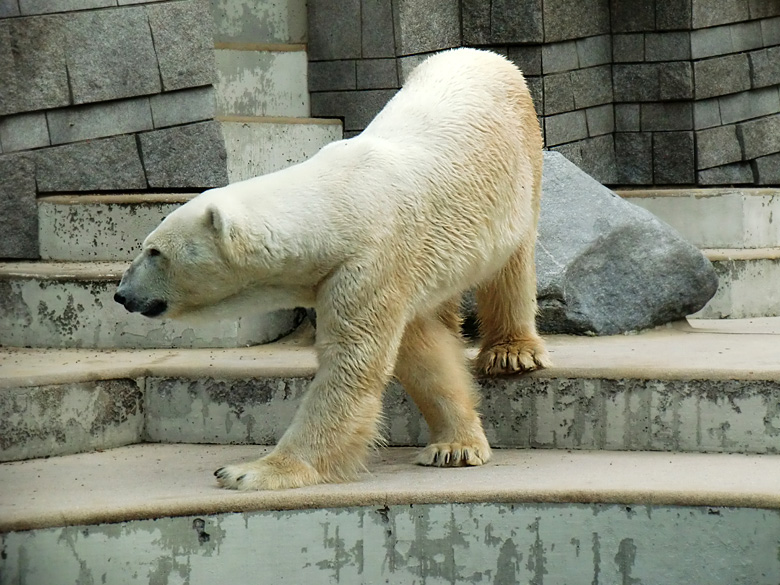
395, 304, 492, 467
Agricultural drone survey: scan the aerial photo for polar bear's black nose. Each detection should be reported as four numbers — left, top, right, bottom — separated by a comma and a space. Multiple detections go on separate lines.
114, 292, 126, 305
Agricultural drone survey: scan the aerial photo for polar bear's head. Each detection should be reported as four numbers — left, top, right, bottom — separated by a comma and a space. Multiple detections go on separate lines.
114, 194, 255, 319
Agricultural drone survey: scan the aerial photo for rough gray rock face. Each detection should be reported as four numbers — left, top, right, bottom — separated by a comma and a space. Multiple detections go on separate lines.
533, 152, 718, 335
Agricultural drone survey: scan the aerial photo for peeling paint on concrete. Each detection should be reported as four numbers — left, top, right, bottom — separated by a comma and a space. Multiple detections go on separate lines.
215, 49, 309, 118
144, 375, 780, 455
2, 503, 779, 584
39, 199, 185, 262
221, 119, 342, 182
0, 379, 143, 462
697, 257, 780, 319
0, 276, 302, 348
211, 0, 307, 44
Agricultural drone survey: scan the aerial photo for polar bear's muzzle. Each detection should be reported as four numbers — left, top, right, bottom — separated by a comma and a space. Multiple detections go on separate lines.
114, 260, 169, 318
114, 289, 168, 318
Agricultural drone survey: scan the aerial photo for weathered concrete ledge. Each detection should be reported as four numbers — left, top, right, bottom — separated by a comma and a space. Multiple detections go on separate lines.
2, 320, 779, 461
0, 261, 303, 349
699, 249, 780, 318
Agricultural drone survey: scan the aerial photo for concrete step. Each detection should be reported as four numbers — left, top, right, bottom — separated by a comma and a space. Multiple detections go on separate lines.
620, 188, 780, 249
0, 261, 302, 350
211, 0, 306, 45
697, 248, 780, 318
1, 443, 779, 584
2, 319, 778, 462
220, 116, 342, 181
214, 46, 309, 118
38, 194, 195, 261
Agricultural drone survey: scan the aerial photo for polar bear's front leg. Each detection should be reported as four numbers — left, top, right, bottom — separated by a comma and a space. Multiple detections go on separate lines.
216, 276, 407, 490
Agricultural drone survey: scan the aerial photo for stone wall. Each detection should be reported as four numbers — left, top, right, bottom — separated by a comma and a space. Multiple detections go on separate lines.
308, 0, 780, 187
0, 0, 228, 258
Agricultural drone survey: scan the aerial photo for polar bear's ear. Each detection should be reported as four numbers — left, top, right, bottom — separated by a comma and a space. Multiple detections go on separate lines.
206, 204, 229, 239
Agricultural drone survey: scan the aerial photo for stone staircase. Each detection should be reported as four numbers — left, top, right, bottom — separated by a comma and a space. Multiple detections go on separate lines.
2, 4, 780, 583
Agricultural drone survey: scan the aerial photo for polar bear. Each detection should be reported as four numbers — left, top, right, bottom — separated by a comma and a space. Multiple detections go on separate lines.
115, 48, 550, 490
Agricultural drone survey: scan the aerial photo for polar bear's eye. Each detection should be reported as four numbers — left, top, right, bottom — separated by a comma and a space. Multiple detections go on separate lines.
148, 248, 161, 257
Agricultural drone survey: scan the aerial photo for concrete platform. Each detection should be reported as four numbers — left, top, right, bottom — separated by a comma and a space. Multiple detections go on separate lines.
2, 445, 779, 584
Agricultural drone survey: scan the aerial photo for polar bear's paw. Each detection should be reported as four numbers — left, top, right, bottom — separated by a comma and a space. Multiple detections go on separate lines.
416, 441, 492, 467
214, 455, 322, 491
477, 337, 552, 376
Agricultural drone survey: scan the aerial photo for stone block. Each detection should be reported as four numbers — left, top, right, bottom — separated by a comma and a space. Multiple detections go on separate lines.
696, 125, 742, 169
393, 0, 460, 55
750, 47, 780, 89
613, 64, 659, 102
750, 0, 780, 18
506, 46, 542, 76
659, 61, 693, 100
527, 77, 544, 115
311, 89, 397, 132
737, 113, 780, 160
719, 87, 780, 125
549, 141, 583, 166
542, 40, 579, 73
211, 0, 306, 45
640, 102, 693, 131
615, 104, 640, 131
730, 20, 763, 52
0, 15, 69, 116
308, 61, 357, 93
698, 162, 754, 185
544, 110, 588, 146
576, 34, 611, 67
0, 154, 37, 258
543, 72, 574, 115
571, 65, 613, 108
150, 86, 216, 129
653, 131, 695, 184
691, 25, 734, 59
761, 16, 780, 46
308, 0, 361, 60
357, 59, 399, 90
35, 135, 147, 192
0, 0, 19, 17
612, 33, 644, 62
615, 132, 653, 183
463, 0, 543, 44
656, 0, 692, 29
586, 104, 614, 136
362, 0, 394, 58
692, 0, 748, 28
579, 134, 617, 183
544, 0, 610, 42
146, 0, 216, 91
754, 152, 780, 184
64, 7, 160, 104
139, 121, 228, 189
461, 0, 490, 44
610, 0, 655, 32
397, 54, 428, 83
693, 99, 721, 129
47, 97, 153, 145
0, 112, 50, 152
19, 0, 113, 14
645, 31, 691, 61
537, 151, 717, 334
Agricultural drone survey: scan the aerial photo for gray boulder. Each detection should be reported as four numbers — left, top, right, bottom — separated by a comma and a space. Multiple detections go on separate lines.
531, 152, 717, 335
